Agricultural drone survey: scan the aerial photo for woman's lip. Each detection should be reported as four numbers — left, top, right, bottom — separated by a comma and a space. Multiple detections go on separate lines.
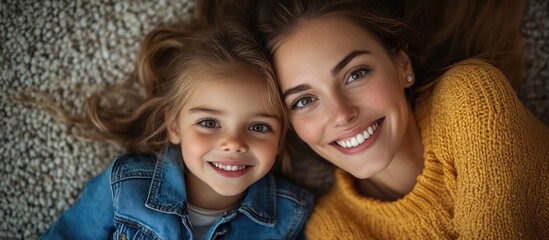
331, 118, 384, 154
333, 118, 384, 142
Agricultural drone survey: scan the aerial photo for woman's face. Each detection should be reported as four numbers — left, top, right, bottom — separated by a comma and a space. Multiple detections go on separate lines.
273, 15, 414, 178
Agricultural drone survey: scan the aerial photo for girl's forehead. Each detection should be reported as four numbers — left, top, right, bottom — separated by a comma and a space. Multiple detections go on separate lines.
185, 78, 279, 114
191, 62, 266, 82
188, 70, 273, 99
180, 62, 281, 112
197, 71, 268, 89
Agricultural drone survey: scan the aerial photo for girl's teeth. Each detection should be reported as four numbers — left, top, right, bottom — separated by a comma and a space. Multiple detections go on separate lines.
336, 122, 380, 148
212, 162, 246, 171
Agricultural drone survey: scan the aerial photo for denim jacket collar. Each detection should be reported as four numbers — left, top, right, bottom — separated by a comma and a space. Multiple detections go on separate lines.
144, 147, 277, 226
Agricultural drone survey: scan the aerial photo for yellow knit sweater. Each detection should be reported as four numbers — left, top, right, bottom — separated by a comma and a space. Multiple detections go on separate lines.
305, 61, 549, 239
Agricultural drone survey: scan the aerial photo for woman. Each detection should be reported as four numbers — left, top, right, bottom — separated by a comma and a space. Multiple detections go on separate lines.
256, 0, 549, 238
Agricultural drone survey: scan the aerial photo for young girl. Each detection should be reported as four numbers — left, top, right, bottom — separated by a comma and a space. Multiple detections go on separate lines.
40, 20, 313, 239
254, 0, 549, 238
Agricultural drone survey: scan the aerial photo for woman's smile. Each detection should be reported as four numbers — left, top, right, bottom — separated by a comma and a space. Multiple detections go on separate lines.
334, 118, 383, 149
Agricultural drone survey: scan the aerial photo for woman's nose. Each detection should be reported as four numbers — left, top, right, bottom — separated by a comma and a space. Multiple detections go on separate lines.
219, 133, 248, 153
330, 93, 358, 127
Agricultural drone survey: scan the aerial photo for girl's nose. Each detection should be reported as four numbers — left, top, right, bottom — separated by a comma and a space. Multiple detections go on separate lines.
330, 93, 358, 127
219, 134, 248, 153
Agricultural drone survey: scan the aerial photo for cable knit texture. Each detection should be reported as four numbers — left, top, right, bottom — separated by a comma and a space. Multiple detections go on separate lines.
305, 61, 549, 239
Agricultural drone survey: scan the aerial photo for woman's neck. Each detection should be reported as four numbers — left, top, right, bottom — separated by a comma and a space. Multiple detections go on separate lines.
356, 108, 424, 201
184, 171, 245, 210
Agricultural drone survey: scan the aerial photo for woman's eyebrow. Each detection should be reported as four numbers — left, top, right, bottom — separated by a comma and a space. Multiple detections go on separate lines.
332, 50, 371, 75
282, 84, 312, 100
281, 50, 370, 100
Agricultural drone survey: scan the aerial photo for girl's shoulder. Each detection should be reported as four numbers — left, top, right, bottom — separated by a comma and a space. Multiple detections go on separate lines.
109, 153, 157, 182
272, 174, 314, 208
246, 174, 314, 239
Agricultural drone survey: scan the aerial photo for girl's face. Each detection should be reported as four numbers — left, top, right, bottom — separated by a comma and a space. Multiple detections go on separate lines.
167, 75, 281, 202
273, 15, 414, 179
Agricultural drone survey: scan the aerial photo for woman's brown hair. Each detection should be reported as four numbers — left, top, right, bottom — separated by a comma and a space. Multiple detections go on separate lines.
405, 0, 525, 89
256, 0, 525, 97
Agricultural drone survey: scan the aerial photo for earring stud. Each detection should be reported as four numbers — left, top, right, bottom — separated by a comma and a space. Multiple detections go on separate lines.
405, 75, 413, 83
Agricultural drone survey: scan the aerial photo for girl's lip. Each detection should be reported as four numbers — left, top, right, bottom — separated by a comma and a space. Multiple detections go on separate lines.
208, 161, 253, 178
209, 159, 249, 165
331, 118, 384, 154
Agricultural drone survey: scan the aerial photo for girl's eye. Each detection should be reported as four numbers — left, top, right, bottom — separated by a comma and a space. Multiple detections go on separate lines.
249, 123, 271, 132
291, 96, 317, 110
346, 68, 370, 84
198, 119, 220, 128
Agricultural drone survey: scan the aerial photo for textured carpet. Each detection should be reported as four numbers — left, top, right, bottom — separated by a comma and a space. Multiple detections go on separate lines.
1, 0, 547, 239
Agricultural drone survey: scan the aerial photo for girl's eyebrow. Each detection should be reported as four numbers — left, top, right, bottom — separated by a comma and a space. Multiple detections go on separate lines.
189, 107, 222, 115
332, 50, 371, 75
189, 107, 279, 120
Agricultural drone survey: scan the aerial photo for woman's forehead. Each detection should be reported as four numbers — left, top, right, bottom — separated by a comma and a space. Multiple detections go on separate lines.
272, 15, 385, 85
274, 15, 379, 59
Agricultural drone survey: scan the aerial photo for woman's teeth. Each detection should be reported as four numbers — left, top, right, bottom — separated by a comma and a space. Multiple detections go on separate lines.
212, 162, 247, 171
336, 121, 380, 148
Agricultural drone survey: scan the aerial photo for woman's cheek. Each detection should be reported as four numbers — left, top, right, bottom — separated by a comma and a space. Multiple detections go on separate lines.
292, 114, 325, 145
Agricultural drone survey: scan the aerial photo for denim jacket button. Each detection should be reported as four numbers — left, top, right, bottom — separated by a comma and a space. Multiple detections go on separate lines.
118, 233, 127, 240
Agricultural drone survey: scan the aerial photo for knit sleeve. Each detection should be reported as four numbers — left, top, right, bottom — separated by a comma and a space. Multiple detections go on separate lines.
429, 60, 549, 238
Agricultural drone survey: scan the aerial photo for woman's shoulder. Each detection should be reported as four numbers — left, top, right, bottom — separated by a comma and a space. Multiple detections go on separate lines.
425, 59, 521, 123
420, 59, 549, 163
415, 59, 547, 159
433, 59, 513, 102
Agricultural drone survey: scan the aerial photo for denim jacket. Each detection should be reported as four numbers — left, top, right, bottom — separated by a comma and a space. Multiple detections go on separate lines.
41, 148, 314, 240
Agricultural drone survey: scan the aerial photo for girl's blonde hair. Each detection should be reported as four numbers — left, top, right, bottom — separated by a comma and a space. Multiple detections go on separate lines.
80, 21, 287, 155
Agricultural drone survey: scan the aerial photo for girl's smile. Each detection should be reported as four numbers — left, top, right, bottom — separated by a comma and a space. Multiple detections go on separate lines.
209, 161, 253, 178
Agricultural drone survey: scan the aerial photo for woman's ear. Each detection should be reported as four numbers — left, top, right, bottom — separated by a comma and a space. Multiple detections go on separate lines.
165, 111, 181, 144
395, 50, 414, 88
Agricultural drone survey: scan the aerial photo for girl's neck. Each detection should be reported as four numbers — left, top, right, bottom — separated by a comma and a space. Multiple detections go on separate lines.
356, 108, 424, 201
185, 171, 245, 210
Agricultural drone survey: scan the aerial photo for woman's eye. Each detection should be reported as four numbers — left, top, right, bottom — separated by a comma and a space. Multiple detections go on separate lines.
198, 119, 220, 128
346, 68, 369, 84
249, 123, 271, 132
291, 96, 317, 110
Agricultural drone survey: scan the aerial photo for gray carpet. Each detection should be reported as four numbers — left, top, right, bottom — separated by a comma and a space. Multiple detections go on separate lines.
0, 0, 547, 239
